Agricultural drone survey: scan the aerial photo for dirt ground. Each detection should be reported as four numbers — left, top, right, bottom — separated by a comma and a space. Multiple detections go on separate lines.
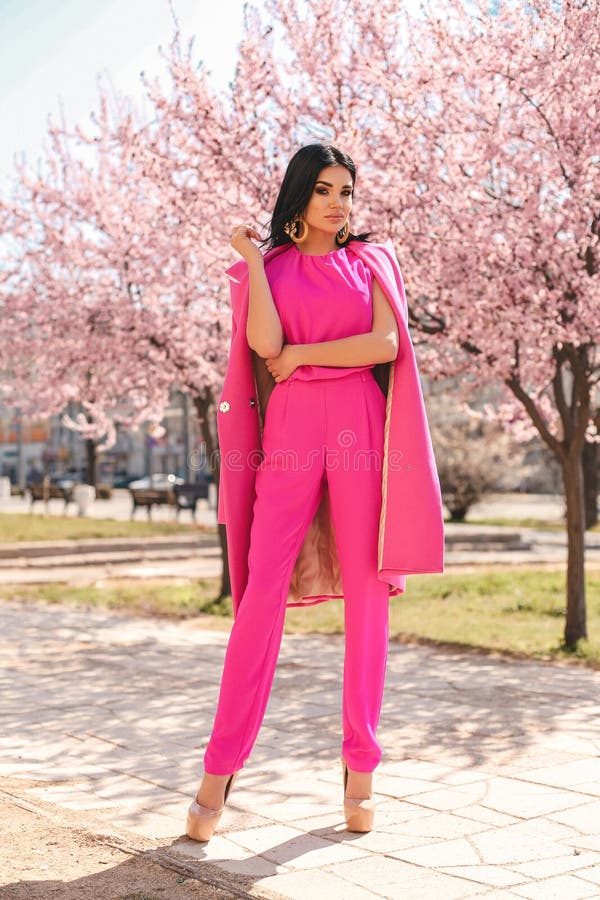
0, 781, 253, 900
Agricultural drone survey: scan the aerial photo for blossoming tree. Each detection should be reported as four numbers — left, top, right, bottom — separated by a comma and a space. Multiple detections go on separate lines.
246, 0, 599, 645
2, 1, 597, 639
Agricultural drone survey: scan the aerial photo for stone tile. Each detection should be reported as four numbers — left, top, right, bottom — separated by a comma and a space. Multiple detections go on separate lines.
563, 835, 600, 852
332, 855, 485, 899
263, 705, 339, 727
275, 811, 344, 832
215, 806, 275, 832
511, 851, 600, 879
377, 774, 454, 798
6, 598, 600, 900
92, 776, 179, 805
0, 761, 32, 776
454, 805, 520, 827
548, 799, 600, 833
572, 782, 600, 798
254, 869, 377, 900
576, 866, 600, 886
476, 893, 533, 899
212, 855, 285, 877
438, 865, 528, 888
383, 758, 455, 781
470, 829, 576, 867
25, 784, 118, 811
391, 837, 481, 868
479, 776, 592, 819
384, 811, 492, 840
403, 782, 489, 812
336, 829, 439, 854
142, 799, 188, 826
228, 823, 370, 869
442, 769, 495, 786
112, 808, 183, 839
241, 797, 342, 823
169, 834, 256, 863
518, 759, 600, 790
494, 818, 581, 843
357, 799, 435, 827
127, 766, 191, 790
541, 734, 600, 757
511, 873, 600, 899
285, 811, 443, 853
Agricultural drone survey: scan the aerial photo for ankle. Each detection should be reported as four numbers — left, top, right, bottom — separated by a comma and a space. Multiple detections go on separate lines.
197, 772, 232, 808
344, 765, 373, 800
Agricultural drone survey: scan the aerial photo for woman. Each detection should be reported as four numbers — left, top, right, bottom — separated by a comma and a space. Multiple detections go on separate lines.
186, 144, 444, 841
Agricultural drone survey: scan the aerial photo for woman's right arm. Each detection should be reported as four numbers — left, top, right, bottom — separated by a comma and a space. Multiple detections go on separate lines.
230, 225, 283, 359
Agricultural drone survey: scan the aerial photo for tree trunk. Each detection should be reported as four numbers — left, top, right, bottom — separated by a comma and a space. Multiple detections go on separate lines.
218, 522, 231, 598
85, 438, 97, 486
583, 440, 598, 530
193, 392, 230, 602
507, 343, 591, 648
562, 448, 587, 646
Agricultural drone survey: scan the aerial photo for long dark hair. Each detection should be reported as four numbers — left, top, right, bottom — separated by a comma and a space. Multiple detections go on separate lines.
262, 143, 370, 250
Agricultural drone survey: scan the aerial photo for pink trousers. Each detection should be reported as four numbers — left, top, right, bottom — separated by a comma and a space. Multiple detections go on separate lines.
203, 369, 390, 775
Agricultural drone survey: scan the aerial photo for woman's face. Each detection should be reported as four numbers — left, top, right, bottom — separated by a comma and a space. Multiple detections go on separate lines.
302, 165, 353, 236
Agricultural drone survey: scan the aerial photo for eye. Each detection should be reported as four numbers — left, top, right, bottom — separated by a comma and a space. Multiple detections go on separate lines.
315, 187, 328, 195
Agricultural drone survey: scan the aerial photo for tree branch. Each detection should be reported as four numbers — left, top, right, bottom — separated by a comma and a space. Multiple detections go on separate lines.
506, 373, 562, 460
552, 345, 572, 443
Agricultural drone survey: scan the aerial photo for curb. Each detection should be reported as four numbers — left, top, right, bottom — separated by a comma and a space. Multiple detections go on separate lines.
0, 533, 220, 564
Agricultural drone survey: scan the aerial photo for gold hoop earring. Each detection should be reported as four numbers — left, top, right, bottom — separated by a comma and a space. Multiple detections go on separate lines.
284, 216, 309, 245
335, 221, 350, 246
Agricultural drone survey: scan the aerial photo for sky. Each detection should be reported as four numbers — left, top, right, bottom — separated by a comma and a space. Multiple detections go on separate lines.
0, 0, 246, 184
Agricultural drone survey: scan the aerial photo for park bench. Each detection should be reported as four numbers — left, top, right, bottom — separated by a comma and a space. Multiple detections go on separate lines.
172, 482, 209, 521
129, 487, 175, 519
129, 483, 210, 520
29, 482, 75, 510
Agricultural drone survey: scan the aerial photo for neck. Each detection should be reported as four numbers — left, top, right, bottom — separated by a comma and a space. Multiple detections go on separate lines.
296, 229, 339, 256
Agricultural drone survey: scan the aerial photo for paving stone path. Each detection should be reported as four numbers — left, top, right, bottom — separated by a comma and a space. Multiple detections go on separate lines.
2, 599, 600, 899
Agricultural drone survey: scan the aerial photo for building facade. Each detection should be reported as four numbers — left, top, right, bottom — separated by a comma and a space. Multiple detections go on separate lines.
0, 392, 207, 487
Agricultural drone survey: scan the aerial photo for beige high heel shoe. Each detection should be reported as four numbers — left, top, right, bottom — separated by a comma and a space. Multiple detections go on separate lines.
342, 758, 376, 833
185, 771, 239, 842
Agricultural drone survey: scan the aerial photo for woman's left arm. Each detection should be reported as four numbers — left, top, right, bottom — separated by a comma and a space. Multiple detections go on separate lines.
265, 278, 399, 382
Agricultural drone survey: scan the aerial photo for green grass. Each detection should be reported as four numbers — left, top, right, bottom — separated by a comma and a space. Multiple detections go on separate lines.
0, 513, 207, 542
457, 517, 566, 530
386, 570, 600, 665
457, 516, 600, 534
4, 569, 600, 667
3, 511, 596, 542
1, 579, 231, 622
285, 570, 600, 666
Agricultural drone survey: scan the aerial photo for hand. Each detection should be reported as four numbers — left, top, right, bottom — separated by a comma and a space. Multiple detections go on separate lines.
230, 223, 263, 264
265, 345, 301, 382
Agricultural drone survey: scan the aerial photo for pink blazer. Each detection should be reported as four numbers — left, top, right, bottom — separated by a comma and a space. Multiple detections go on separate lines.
217, 240, 445, 617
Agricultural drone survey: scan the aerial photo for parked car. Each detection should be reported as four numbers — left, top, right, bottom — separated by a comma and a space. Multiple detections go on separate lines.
128, 473, 185, 490
51, 471, 86, 490
112, 473, 144, 488
36, 469, 86, 491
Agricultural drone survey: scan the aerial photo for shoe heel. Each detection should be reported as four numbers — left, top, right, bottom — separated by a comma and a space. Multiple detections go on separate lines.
341, 758, 375, 833
185, 797, 224, 842
343, 796, 376, 832
186, 771, 239, 842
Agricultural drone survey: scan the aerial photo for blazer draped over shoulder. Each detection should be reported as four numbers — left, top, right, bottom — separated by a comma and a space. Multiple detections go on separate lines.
216, 240, 445, 617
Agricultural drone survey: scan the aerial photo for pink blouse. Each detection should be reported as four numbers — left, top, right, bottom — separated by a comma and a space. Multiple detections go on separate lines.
264, 243, 374, 381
